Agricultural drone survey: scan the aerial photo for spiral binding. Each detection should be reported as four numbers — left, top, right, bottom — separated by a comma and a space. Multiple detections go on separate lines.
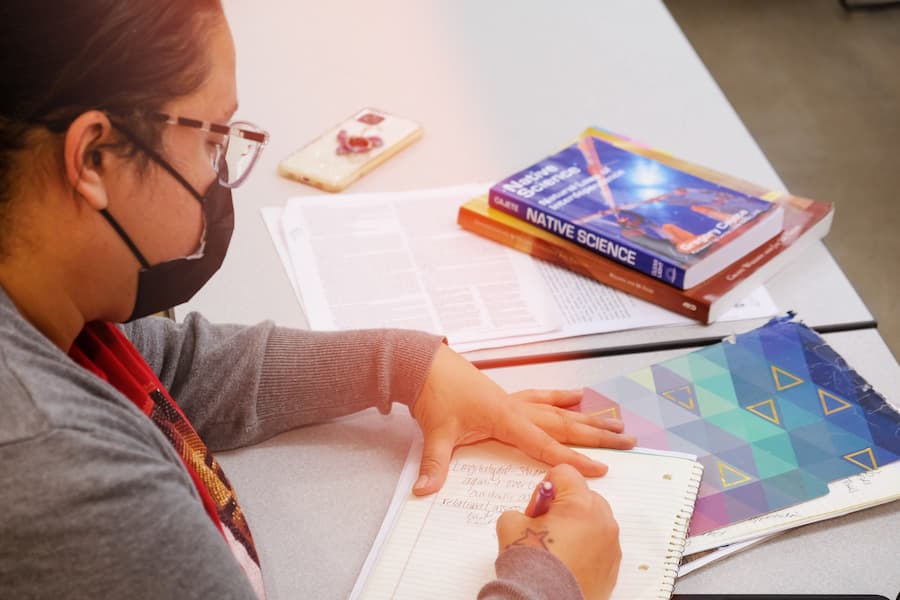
656, 461, 704, 599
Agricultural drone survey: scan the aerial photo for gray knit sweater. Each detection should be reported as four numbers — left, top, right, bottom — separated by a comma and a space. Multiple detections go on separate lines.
0, 285, 582, 599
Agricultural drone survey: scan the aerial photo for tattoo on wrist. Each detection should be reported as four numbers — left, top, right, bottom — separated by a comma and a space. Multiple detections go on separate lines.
506, 528, 553, 551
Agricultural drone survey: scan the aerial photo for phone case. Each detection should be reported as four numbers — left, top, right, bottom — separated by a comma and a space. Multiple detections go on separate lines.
278, 107, 423, 192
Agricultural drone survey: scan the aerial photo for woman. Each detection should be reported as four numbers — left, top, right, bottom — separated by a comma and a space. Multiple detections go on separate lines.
0, 2, 633, 598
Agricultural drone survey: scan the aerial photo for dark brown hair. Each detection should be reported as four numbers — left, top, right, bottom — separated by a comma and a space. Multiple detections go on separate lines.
0, 0, 223, 253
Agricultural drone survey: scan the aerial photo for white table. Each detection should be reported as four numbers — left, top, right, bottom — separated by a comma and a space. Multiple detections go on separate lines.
218, 329, 900, 599
194, 2, 897, 598
177, 0, 875, 363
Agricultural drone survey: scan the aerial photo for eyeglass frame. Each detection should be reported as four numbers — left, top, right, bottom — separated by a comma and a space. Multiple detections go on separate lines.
149, 112, 270, 189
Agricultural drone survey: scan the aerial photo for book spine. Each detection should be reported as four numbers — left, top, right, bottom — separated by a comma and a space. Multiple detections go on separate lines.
458, 203, 711, 321
488, 188, 688, 288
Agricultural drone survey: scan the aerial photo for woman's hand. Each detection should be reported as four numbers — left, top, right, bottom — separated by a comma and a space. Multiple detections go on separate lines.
495, 465, 621, 600
410, 345, 636, 496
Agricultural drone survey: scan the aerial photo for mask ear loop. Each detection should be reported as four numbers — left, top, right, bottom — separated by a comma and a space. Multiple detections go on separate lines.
99, 119, 211, 268
111, 121, 206, 202
98, 209, 151, 269
77, 143, 152, 269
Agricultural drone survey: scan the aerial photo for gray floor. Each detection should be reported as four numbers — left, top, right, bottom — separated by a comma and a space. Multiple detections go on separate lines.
664, 0, 900, 361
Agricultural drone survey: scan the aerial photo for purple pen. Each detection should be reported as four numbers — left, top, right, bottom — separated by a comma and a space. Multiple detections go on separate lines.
531, 480, 555, 517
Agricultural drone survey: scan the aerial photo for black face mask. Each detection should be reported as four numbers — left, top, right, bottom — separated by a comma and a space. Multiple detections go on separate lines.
101, 125, 234, 321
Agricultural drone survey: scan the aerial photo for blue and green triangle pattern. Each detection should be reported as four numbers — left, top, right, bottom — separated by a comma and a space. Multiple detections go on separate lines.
578, 315, 900, 536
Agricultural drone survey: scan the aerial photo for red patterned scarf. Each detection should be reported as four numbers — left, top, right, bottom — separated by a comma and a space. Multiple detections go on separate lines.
69, 321, 265, 598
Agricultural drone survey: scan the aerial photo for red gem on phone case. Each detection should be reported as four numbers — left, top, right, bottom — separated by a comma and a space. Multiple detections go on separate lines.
336, 129, 383, 155
357, 112, 384, 125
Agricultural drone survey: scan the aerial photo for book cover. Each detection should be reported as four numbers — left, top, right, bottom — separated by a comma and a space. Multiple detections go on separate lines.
576, 315, 900, 537
462, 128, 833, 322
489, 134, 784, 289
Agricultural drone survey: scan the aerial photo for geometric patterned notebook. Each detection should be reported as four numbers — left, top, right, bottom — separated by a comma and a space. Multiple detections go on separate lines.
578, 314, 900, 535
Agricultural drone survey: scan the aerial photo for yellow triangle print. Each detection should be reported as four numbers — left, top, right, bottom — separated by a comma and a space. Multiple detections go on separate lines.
819, 389, 852, 415
746, 398, 780, 425
590, 407, 620, 420
717, 461, 753, 489
771, 365, 804, 391
662, 385, 695, 411
844, 448, 878, 471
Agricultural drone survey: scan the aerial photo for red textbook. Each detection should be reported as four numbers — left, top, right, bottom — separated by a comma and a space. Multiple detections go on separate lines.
458, 129, 833, 322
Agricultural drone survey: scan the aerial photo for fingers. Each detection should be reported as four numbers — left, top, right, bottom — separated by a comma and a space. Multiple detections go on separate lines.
567, 409, 625, 434
495, 510, 530, 551
414, 427, 456, 496
523, 476, 549, 517
496, 418, 610, 478
511, 388, 583, 408
545, 463, 593, 496
592, 415, 626, 434
539, 436, 612, 479
524, 465, 603, 516
545, 465, 618, 530
561, 422, 638, 450
512, 390, 630, 436
529, 406, 637, 449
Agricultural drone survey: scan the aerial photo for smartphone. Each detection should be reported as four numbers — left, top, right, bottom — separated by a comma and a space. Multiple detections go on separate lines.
278, 107, 423, 192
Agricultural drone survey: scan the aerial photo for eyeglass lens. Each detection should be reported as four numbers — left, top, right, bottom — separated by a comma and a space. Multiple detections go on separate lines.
221, 123, 264, 187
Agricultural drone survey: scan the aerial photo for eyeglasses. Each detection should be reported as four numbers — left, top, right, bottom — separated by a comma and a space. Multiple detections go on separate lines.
150, 112, 269, 188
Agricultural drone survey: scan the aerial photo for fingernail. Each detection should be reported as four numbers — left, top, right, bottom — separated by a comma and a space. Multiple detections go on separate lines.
606, 418, 624, 428
414, 475, 430, 492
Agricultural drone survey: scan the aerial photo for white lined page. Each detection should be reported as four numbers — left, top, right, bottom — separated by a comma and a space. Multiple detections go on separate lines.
354, 441, 702, 600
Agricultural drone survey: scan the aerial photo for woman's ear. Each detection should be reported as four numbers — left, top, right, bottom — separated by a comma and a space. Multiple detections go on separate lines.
64, 111, 114, 211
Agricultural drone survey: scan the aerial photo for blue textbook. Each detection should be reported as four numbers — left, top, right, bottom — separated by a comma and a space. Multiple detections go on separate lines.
489, 132, 785, 289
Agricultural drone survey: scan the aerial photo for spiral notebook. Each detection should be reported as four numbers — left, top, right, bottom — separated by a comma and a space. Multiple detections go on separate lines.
351, 440, 703, 600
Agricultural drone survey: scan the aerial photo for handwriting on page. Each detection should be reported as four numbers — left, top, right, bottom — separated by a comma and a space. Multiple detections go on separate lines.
447, 462, 545, 525
357, 442, 701, 600
840, 468, 877, 494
